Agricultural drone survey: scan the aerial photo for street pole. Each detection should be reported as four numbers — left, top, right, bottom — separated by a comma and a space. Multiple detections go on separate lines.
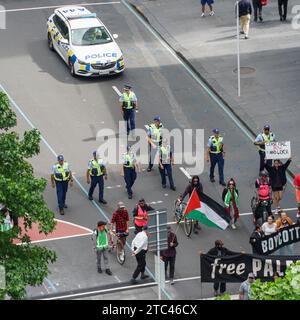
236, 1, 241, 97
156, 211, 161, 300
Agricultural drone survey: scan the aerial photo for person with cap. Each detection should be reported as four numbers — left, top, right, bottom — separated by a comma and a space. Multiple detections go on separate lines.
87, 151, 107, 204
254, 125, 275, 173
110, 202, 130, 261
132, 199, 154, 233
119, 85, 138, 136
130, 225, 149, 284
93, 221, 112, 275
159, 138, 176, 191
239, 273, 255, 300
121, 145, 140, 199
146, 116, 164, 172
206, 128, 226, 186
201, 240, 235, 296
160, 225, 178, 285
51, 155, 73, 215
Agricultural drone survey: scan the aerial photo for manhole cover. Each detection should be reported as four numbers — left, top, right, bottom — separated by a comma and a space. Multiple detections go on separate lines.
233, 67, 256, 74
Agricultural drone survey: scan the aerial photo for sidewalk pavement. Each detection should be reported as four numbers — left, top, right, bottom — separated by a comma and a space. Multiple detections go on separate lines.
130, 0, 300, 173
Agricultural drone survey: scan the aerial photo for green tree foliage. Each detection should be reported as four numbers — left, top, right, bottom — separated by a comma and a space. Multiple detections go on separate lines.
0, 92, 57, 299
251, 261, 300, 300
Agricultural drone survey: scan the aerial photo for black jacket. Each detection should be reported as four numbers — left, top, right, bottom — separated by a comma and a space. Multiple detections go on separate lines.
180, 183, 203, 201
238, 0, 252, 17
265, 159, 291, 189
249, 230, 264, 254
207, 246, 236, 257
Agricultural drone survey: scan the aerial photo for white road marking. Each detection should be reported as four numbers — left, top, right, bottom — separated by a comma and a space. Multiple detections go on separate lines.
26, 232, 93, 245
179, 167, 192, 180
55, 219, 93, 233
112, 86, 122, 97
0, 2, 121, 13
239, 207, 298, 217
164, 194, 168, 196
114, 276, 122, 283
106, 185, 122, 189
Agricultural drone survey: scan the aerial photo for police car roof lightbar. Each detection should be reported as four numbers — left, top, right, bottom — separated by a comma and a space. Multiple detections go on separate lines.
67, 13, 97, 20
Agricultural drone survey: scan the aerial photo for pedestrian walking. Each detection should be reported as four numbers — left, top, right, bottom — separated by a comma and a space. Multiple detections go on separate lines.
132, 198, 154, 233
159, 138, 176, 191
206, 128, 226, 186
252, 0, 263, 22
239, 273, 255, 300
238, 0, 252, 39
249, 224, 264, 254
161, 225, 178, 285
93, 221, 112, 275
130, 226, 149, 284
178, 175, 203, 234
119, 85, 138, 136
275, 212, 294, 255
293, 174, 300, 220
278, 0, 288, 21
261, 215, 276, 236
51, 155, 73, 215
254, 124, 275, 173
200, 0, 214, 17
87, 151, 107, 204
265, 158, 292, 214
146, 116, 164, 172
222, 178, 239, 229
121, 145, 140, 199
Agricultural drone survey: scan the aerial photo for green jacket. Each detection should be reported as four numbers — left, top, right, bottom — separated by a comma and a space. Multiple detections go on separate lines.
96, 229, 108, 250
224, 189, 239, 208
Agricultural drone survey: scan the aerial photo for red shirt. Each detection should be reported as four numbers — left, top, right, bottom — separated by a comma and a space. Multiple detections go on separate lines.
294, 174, 300, 189
111, 209, 129, 232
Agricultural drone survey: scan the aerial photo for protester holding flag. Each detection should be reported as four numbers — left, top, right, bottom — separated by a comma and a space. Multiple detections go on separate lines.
132, 198, 154, 233
222, 179, 239, 229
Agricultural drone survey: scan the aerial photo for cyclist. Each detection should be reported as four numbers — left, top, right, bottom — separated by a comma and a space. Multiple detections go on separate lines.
177, 175, 203, 234
253, 170, 273, 225
110, 202, 129, 262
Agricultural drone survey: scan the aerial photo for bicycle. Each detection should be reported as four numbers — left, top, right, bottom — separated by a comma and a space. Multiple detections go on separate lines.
251, 193, 273, 226
108, 230, 128, 265
174, 199, 193, 237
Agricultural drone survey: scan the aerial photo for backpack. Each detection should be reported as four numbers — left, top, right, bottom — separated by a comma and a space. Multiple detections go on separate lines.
256, 179, 270, 199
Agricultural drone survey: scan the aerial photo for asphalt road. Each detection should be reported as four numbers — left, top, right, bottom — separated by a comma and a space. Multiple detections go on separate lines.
0, 0, 298, 299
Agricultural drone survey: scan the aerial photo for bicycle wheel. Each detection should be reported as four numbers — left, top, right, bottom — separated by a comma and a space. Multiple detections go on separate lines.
116, 240, 125, 265
174, 200, 187, 222
183, 217, 193, 237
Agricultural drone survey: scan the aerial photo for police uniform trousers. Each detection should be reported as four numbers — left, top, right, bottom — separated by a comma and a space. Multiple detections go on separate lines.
209, 153, 225, 183
258, 150, 272, 173
123, 109, 135, 135
89, 175, 104, 201
55, 180, 69, 210
159, 163, 175, 188
132, 249, 147, 279
124, 166, 137, 196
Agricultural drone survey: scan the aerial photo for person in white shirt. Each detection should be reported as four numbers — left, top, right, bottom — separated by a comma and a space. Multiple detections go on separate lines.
261, 216, 277, 236
130, 226, 149, 284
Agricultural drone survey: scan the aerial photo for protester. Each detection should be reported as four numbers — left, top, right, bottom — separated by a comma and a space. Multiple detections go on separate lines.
261, 216, 276, 236
252, 0, 263, 22
293, 174, 300, 220
265, 158, 291, 214
222, 178, 239, 229
238, 0, 252, 39
278, 0, 288, 21
132, 199, 154, 233
201, 0, 214, 17
0, 206, 13, 232
249, 225, 264, 254
161, 226, 178, 285
275, 212, 294, 255
130, 226, 149, 284
239, 273, 255, 300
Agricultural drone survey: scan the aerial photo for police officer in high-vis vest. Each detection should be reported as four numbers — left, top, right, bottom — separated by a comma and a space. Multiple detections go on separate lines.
159, 139, 176, 191
87, 151, 108, 204
51, 155, 73, 215
121, 145, 140, 199
119, 85, 138, 136
254, 124, 275, 173
146, 116, 164, 172
206, 128, 226, 186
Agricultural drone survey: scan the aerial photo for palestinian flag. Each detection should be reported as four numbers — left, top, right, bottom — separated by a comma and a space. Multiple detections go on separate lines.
184, 189, 230, 230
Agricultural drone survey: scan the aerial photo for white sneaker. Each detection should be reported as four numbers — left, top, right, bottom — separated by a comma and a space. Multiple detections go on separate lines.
120, 250, 125, 261
274, 208, 278, 215
209, 11, 215, 16
201, 13, 205, 17
231, 223, 236, 229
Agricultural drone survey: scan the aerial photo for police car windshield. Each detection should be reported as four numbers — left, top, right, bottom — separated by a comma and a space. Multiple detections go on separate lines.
71, 26, 112, 46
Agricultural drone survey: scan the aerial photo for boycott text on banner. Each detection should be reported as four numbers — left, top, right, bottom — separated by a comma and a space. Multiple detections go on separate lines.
265, 141, 291, 160
251, 222, 300, 255
200, 252, 300, 283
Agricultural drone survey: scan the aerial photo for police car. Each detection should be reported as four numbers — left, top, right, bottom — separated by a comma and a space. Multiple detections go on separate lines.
47, 6, 125, 77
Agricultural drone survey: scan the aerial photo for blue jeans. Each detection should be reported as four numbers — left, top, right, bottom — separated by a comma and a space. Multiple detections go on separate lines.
89, 175, 104, 201
124, 167, 137, 196
123, 109, 135, 135
159, 164, 175, 188
209, 153, 225, 183
56, 180, 68, 210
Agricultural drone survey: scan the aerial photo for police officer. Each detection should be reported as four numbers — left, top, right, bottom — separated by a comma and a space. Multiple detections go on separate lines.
159, 138, 176, 191
122, 145, 140, 199
87, 151, 107, 204
51, 155, 73, 215
206, 128, 226, 186
119, 85, 138, 136
146, 116, 164, 172
254, 124, 275, 173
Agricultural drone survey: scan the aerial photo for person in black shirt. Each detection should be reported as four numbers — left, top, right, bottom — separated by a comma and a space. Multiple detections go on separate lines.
249, 225, 264, 254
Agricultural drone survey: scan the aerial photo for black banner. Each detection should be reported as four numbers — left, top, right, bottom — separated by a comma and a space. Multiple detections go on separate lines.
252, 223, 300, 255
200, 252, 300, 283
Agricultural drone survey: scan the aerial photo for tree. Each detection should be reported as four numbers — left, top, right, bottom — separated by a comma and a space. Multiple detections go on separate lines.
0, 92, 57, 299
251, 261, 300, 300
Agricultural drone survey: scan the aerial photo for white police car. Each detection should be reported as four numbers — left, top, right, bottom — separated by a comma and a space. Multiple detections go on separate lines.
47, 6, 125, 77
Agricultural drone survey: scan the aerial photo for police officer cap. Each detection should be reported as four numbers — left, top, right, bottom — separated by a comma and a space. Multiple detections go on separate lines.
57, 155, 64, 161
124, 84, 132, 90
264, 124, 270, 130
127, 145, 131, 151
212, 128, 219, 134
93, 150, 97, 156
97, 221, 107, 227
153, 116, 161, 122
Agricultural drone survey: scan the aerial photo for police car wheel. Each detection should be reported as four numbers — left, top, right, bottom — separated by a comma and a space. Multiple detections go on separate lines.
68, 59, 76, 77
48, 33, 54, 51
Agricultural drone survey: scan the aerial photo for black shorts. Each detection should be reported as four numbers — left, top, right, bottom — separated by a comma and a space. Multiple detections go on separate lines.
272, 186, 283, 192
116, 231, 128, 238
